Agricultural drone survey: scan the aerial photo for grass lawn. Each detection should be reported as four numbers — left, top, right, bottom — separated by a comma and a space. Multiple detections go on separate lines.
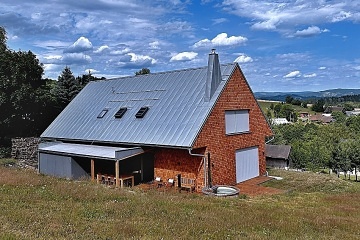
1, 162, 360, 239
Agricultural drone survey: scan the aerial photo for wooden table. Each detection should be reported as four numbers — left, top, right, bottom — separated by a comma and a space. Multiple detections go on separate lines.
118, 174, 134, 188
96, 173, 134, 188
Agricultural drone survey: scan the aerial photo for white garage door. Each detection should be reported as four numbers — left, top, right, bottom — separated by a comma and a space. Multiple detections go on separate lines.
236, 147, 259, 183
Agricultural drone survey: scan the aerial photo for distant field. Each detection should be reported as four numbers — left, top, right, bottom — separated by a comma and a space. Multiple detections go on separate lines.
257, 100, 316, 116
1, 162, 360, 239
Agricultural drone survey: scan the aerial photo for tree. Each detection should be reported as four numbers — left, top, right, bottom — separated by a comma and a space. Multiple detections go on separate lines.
266, 109, 272, 120
344, 103, 354, 111
0, 26, 57, 156
135, 68, 150, 75
279, 104, 297, 122
285, 95, 294, 104
0, 26, 6, 51
0, 34, 45, 137
346, 116, 360, 134
77, 70, 106, 88
273, 103, 282, 117
55, 66, 80, 108
311, 99, 325, 112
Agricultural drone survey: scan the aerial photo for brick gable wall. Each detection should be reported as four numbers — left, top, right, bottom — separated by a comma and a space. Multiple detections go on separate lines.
193, 66, 272, 188
154, 65, 272, 192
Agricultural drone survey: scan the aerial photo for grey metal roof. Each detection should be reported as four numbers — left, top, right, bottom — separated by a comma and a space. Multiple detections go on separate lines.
265, 144, 291, 159
41, 63, 237, 148
39, 142, 144, 161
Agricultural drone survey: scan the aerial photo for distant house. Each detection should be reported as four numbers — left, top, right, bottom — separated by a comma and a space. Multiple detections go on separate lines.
299, 112, 309, 118
265, 144, 291, 169
271, 118, 289, 125
346, 110, 360, 117
309, 114, 333, 124
324, 106, 345, 114
298, 112, 310, 122
38, 50, 272, 192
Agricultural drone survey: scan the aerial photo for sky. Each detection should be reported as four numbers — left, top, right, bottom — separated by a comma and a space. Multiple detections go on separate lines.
1, 0, 360, 92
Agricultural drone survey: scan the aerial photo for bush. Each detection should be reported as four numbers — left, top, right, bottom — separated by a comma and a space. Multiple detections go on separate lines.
0, 147, 11, 158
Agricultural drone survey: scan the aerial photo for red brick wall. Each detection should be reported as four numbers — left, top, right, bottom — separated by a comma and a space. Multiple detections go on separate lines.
153, 65, 272, 192
154, 148, 204, 191
193, 66, 272, 189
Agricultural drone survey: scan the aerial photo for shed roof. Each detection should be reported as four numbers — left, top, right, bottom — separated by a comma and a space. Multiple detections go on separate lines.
265, 144, 291, 160
39, 142, 144, 161
41, 63, 237, 148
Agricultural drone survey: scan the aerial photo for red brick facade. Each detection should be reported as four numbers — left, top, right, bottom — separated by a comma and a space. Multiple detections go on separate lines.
154, 66, 272, 192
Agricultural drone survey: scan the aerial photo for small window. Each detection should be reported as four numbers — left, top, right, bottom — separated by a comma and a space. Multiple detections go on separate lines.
225, 110, 250, 134
135, 107, 149, 118
97, 109, 108, 118
115, 107, 127, 118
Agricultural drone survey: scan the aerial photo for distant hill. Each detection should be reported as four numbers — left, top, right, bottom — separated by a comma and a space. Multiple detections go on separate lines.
254, 89, 360, 101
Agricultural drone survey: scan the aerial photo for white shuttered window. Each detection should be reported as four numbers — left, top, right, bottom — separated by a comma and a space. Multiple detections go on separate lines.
225, 110, 249, 134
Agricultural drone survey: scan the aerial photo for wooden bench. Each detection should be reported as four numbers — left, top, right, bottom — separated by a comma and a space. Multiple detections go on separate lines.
179, 177, 196, 193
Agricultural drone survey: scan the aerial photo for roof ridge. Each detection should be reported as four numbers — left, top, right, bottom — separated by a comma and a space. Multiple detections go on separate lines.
96, 63, 236, 83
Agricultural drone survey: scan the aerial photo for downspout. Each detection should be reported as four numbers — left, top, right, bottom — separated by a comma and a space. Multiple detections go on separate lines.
188, 149, 208, 189
264, 136, 275, 176
265, 136, 275, 144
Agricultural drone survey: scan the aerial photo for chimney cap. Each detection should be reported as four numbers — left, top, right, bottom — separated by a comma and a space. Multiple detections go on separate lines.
211, 48, 216, 54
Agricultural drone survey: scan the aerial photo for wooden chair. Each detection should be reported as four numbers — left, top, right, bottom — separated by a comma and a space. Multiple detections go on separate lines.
103, 174, 109, 185
108, 175, 115, 186
180, 177, 196, 193
164, 178, 175, 191
153, 177, 163, 188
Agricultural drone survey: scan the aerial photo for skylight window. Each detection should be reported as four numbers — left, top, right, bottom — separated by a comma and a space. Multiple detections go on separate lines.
135, 107, 149, 118
114, 107, 127, 118
97, 109, 108, 118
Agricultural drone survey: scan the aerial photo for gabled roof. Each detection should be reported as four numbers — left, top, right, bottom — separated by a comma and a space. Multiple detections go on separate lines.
265, 144, 291, 160
41, 63, 237, 148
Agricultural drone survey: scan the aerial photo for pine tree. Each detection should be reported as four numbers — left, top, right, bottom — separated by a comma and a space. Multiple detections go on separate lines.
55, 66, 80, 108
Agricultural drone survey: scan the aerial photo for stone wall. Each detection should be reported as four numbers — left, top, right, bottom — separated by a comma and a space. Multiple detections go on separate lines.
11, 137, 40, 169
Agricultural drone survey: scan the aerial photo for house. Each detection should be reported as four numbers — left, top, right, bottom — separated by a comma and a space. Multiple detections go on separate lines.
265, 144, 291, 169
271, 118, 289, 125
299, 112, 309, 118
309, 114, 333, 124
38, 50, 273, 192
324, 106, 346, 114
346, 110, 360, 117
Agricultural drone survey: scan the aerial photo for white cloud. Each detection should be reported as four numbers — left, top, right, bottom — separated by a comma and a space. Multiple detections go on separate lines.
319, 66, 327, 70
332, 11, 352, 22
149, 41, 160, 49
64, 37, 93, 53
62, 53, 92, 64
193, 33, 247, 48
234, 54, 253, 63
251, 18, 279, 30
110, 48, 131, 55
304, 73, 317, 78
284, 70, 301, 78
94, 45, 109, 53
128, 53, 156, 64
354, 66, 360, 71
212, 18, 228, 25
117, 53, 156, 68
85, 68, 100, 74
294, 26, 329, 37
170, 52, 198, 62
43, 63, 58, 72
222, 0, 360, 34
42, 55, 62, 64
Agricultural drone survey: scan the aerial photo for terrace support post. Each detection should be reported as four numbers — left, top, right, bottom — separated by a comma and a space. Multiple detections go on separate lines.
115, 160, 120, 188
91, 159, 95, 181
